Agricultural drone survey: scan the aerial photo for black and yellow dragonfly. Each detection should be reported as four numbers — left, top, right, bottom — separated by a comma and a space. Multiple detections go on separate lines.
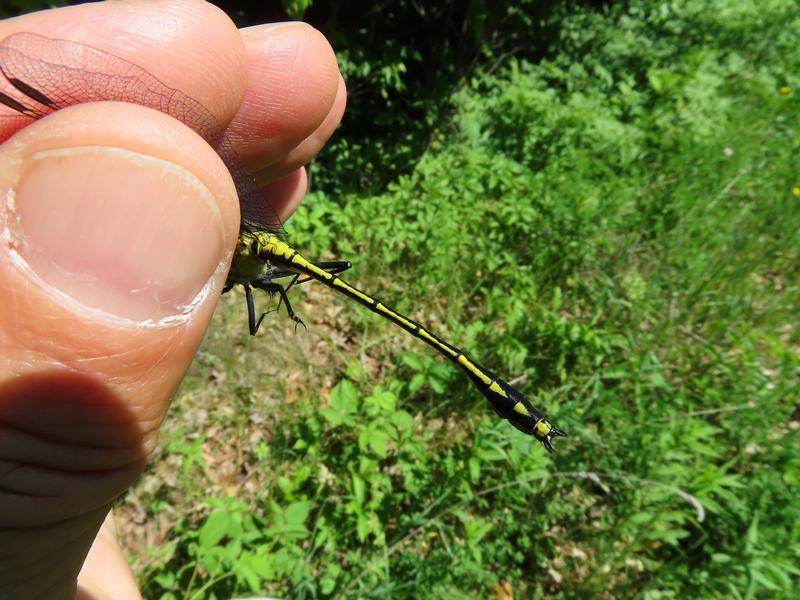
0, 33, 566, 451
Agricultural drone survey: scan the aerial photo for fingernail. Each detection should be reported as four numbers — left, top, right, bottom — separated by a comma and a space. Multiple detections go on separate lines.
242, 21, 309, 38
8, 146, 224, 323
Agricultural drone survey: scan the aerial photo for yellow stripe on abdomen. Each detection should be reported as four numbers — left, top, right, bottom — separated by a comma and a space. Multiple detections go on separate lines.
375, 303, 416, 330
332, 278, 376, 304
266, 240, 499, 395
458, 355, 494, 386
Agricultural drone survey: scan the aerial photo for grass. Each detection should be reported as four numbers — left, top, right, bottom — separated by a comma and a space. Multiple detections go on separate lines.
119, 1, 800, 598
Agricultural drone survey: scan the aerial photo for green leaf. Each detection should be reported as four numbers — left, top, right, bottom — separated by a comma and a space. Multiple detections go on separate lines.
198, 512, 232, 548
552, 286, 562, 310
281, 0, 313, 20
352, 474, 366, 506
322, 379, 360, 426
402, 353, 423, 371
468, 457, 480, 481
321, 575, 337, 595
409, 373, 426, 394
430, 377, 446, 394
284, 501, 313, 527
390, 409, 415, 430
366, 428, 390, 457
357, 513, 371, 541
712, 553, 732, 563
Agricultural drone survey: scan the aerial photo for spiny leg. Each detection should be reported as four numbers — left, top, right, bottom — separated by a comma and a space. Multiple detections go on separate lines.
290, 261, 352, 288
238, 261, 352, 335
245, 282, 284, 335
283, 273, 303, 295
245, 284, 258, 336
267, 261, 353, 290
253, 280, 306, 332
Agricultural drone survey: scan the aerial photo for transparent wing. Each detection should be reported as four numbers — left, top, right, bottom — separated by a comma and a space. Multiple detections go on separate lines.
0, 32, 284, 234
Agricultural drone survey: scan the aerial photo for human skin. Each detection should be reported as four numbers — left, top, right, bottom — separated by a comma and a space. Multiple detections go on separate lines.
0, 1, 346, 598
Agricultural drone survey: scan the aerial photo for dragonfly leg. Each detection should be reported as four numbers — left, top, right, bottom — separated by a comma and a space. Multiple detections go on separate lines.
245, 284, 258, 335
245, 283, 283, 335
243, 261, 350, 334
294, 260, 353, 285
270, 261, 353, 286
253, 280, 306, 332
283, 273, 303, 295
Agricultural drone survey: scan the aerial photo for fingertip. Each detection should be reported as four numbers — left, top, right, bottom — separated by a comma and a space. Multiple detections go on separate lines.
261, 167, 308, 223
232, 22, 342, 164
0, 0, 248, 132
0, 102, 238, 382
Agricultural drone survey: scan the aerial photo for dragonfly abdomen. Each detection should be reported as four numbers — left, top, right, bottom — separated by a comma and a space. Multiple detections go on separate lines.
250, 231, 566, 451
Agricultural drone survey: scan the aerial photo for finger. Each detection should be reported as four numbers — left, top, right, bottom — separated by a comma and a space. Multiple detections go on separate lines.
0, 103, 238, 510
0, 0, 248, 142
228, 21, 342, 172
0, 101, 239, 595
77, 511, 140, 600
259, 167, 309, 224
254, 74, 347, 188
0, 5, 344, 226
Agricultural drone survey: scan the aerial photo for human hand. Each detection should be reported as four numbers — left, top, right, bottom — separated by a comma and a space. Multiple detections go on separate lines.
0, 1, 345, 598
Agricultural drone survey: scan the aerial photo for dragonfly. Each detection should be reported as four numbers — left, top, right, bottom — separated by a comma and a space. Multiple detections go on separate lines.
0, 32, 566, 451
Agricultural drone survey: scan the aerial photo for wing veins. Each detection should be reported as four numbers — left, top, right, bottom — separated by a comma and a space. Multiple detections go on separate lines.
0, 32, 286, 234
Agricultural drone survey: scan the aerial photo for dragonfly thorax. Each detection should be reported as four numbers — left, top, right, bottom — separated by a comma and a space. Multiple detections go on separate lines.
227, 230, 279, 286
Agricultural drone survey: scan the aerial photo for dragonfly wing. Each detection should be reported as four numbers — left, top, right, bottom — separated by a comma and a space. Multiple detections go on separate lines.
0, 32, 284, 233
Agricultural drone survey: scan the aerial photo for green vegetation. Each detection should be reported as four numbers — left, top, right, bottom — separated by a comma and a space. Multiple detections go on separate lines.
116, 1, 800, 598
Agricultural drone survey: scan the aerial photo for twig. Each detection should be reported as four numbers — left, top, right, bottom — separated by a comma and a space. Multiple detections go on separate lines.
706, 164, 751, 211
658, 402, 757, 422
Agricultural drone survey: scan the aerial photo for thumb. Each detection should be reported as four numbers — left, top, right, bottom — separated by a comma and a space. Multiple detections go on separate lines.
0, 101, 239, 596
